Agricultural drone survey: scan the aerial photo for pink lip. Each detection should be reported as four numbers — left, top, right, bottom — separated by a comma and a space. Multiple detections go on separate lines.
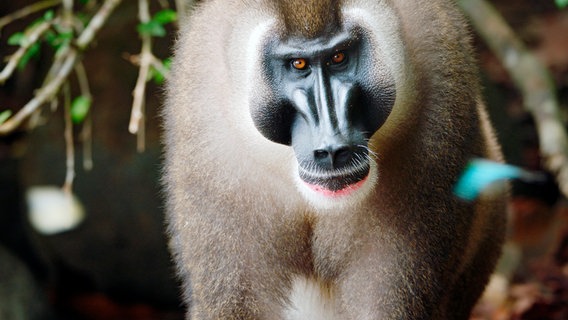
303, 175, 368, 198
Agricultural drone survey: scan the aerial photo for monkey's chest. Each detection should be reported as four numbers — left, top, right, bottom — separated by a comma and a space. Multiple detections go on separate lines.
283, 275, 340, 320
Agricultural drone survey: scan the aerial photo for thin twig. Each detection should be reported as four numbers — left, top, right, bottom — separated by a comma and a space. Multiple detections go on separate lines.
75, 61, 93, 171
129, 0, 152, 152
50, 95, 59, 112
0, 20, 52, 84
76, 0, 122, 50
74, 61, 91, 101
175, 0, 195, 22
81, 114, 93, 170
457, 0, 568, 197
0, 0, 122, 135
61, 0, 74, 30
158, 0, 169, 8
0, 0, 61, 33
62, 82, 75, 195
0, 50, 78, 135
175, 0, 186, 21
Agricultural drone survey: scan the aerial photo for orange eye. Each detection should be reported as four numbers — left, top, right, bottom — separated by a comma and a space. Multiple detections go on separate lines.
291, 58, 308, 70
331, 52, 346, 64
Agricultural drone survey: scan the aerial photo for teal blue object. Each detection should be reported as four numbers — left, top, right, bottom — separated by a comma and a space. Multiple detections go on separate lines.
454, 158, 522, 201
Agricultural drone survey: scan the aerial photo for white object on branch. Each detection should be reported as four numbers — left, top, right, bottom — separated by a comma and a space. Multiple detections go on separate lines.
26, 186, 85, 235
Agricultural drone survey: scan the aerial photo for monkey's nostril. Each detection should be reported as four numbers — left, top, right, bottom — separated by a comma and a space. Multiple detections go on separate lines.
313, 145, 354, 170
314, 149, 330, 160
334, 146, 352, 165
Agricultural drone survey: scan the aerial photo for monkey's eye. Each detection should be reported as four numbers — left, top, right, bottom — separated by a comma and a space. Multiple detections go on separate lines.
291, 58, 308, 70
331, 51, 346, 65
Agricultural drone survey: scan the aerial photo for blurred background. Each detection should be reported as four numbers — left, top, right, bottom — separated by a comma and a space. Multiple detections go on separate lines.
0, 0, 567, 319
0, 0, 183, 318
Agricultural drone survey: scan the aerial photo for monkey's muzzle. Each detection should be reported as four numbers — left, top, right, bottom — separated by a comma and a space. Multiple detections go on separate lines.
298, 160, 370, 197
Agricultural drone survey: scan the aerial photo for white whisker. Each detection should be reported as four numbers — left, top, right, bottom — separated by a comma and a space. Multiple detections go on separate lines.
298, 157, 370, 180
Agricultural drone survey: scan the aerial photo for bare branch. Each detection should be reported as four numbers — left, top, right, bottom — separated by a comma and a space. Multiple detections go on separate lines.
0, 20, 52, 84
0, 0, 61, 33
81, 114, 93, 170
75, 61, 93, 171
61, 0, 74, 30
158, 0, 170, 8
129, 0, 152, 152
0, 50, 78, 135
175, 0, 188, 21
74, 61, 91, 99
76, 0, 122, 50
0, 0, 122, 135
62, 83, 75, 194
457, 0, 568, 197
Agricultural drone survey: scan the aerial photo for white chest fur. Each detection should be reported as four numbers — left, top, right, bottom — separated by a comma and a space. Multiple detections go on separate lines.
283, 276, 340, 320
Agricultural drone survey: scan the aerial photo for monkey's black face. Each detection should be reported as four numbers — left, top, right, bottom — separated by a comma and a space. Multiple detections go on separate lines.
252, 27, 396, 199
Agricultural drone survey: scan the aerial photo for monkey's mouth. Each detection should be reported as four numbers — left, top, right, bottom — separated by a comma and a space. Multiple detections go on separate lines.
298, 162, 370, 198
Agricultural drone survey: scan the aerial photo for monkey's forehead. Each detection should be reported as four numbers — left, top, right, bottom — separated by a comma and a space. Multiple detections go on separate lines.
266, 27, 362, 57
277, 0, 342, 38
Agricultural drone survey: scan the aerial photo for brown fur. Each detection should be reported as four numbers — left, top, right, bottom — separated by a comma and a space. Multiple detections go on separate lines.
162, 0, 507, 319
278, 0, 341, 38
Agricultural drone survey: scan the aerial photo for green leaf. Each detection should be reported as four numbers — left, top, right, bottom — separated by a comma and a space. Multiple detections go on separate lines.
153, 9, 177, 24
43, 10, 54, 21
47, 31, 73, 50
163, 58, 172, 70
71, 96, 92, 124
27, 10, 53, 30
8, 32, 26, 46
43, 30, 57, 46
149, 66, 163, 84
0, 110, 12, 125
557, 0, 568, 8
76, 13, 90, 28
18, 43, 40, 70
137, 20, 166, 37
150, 58, 172, 84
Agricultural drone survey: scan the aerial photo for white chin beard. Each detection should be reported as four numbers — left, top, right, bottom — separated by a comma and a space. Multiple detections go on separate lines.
294, 161, 378, 211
